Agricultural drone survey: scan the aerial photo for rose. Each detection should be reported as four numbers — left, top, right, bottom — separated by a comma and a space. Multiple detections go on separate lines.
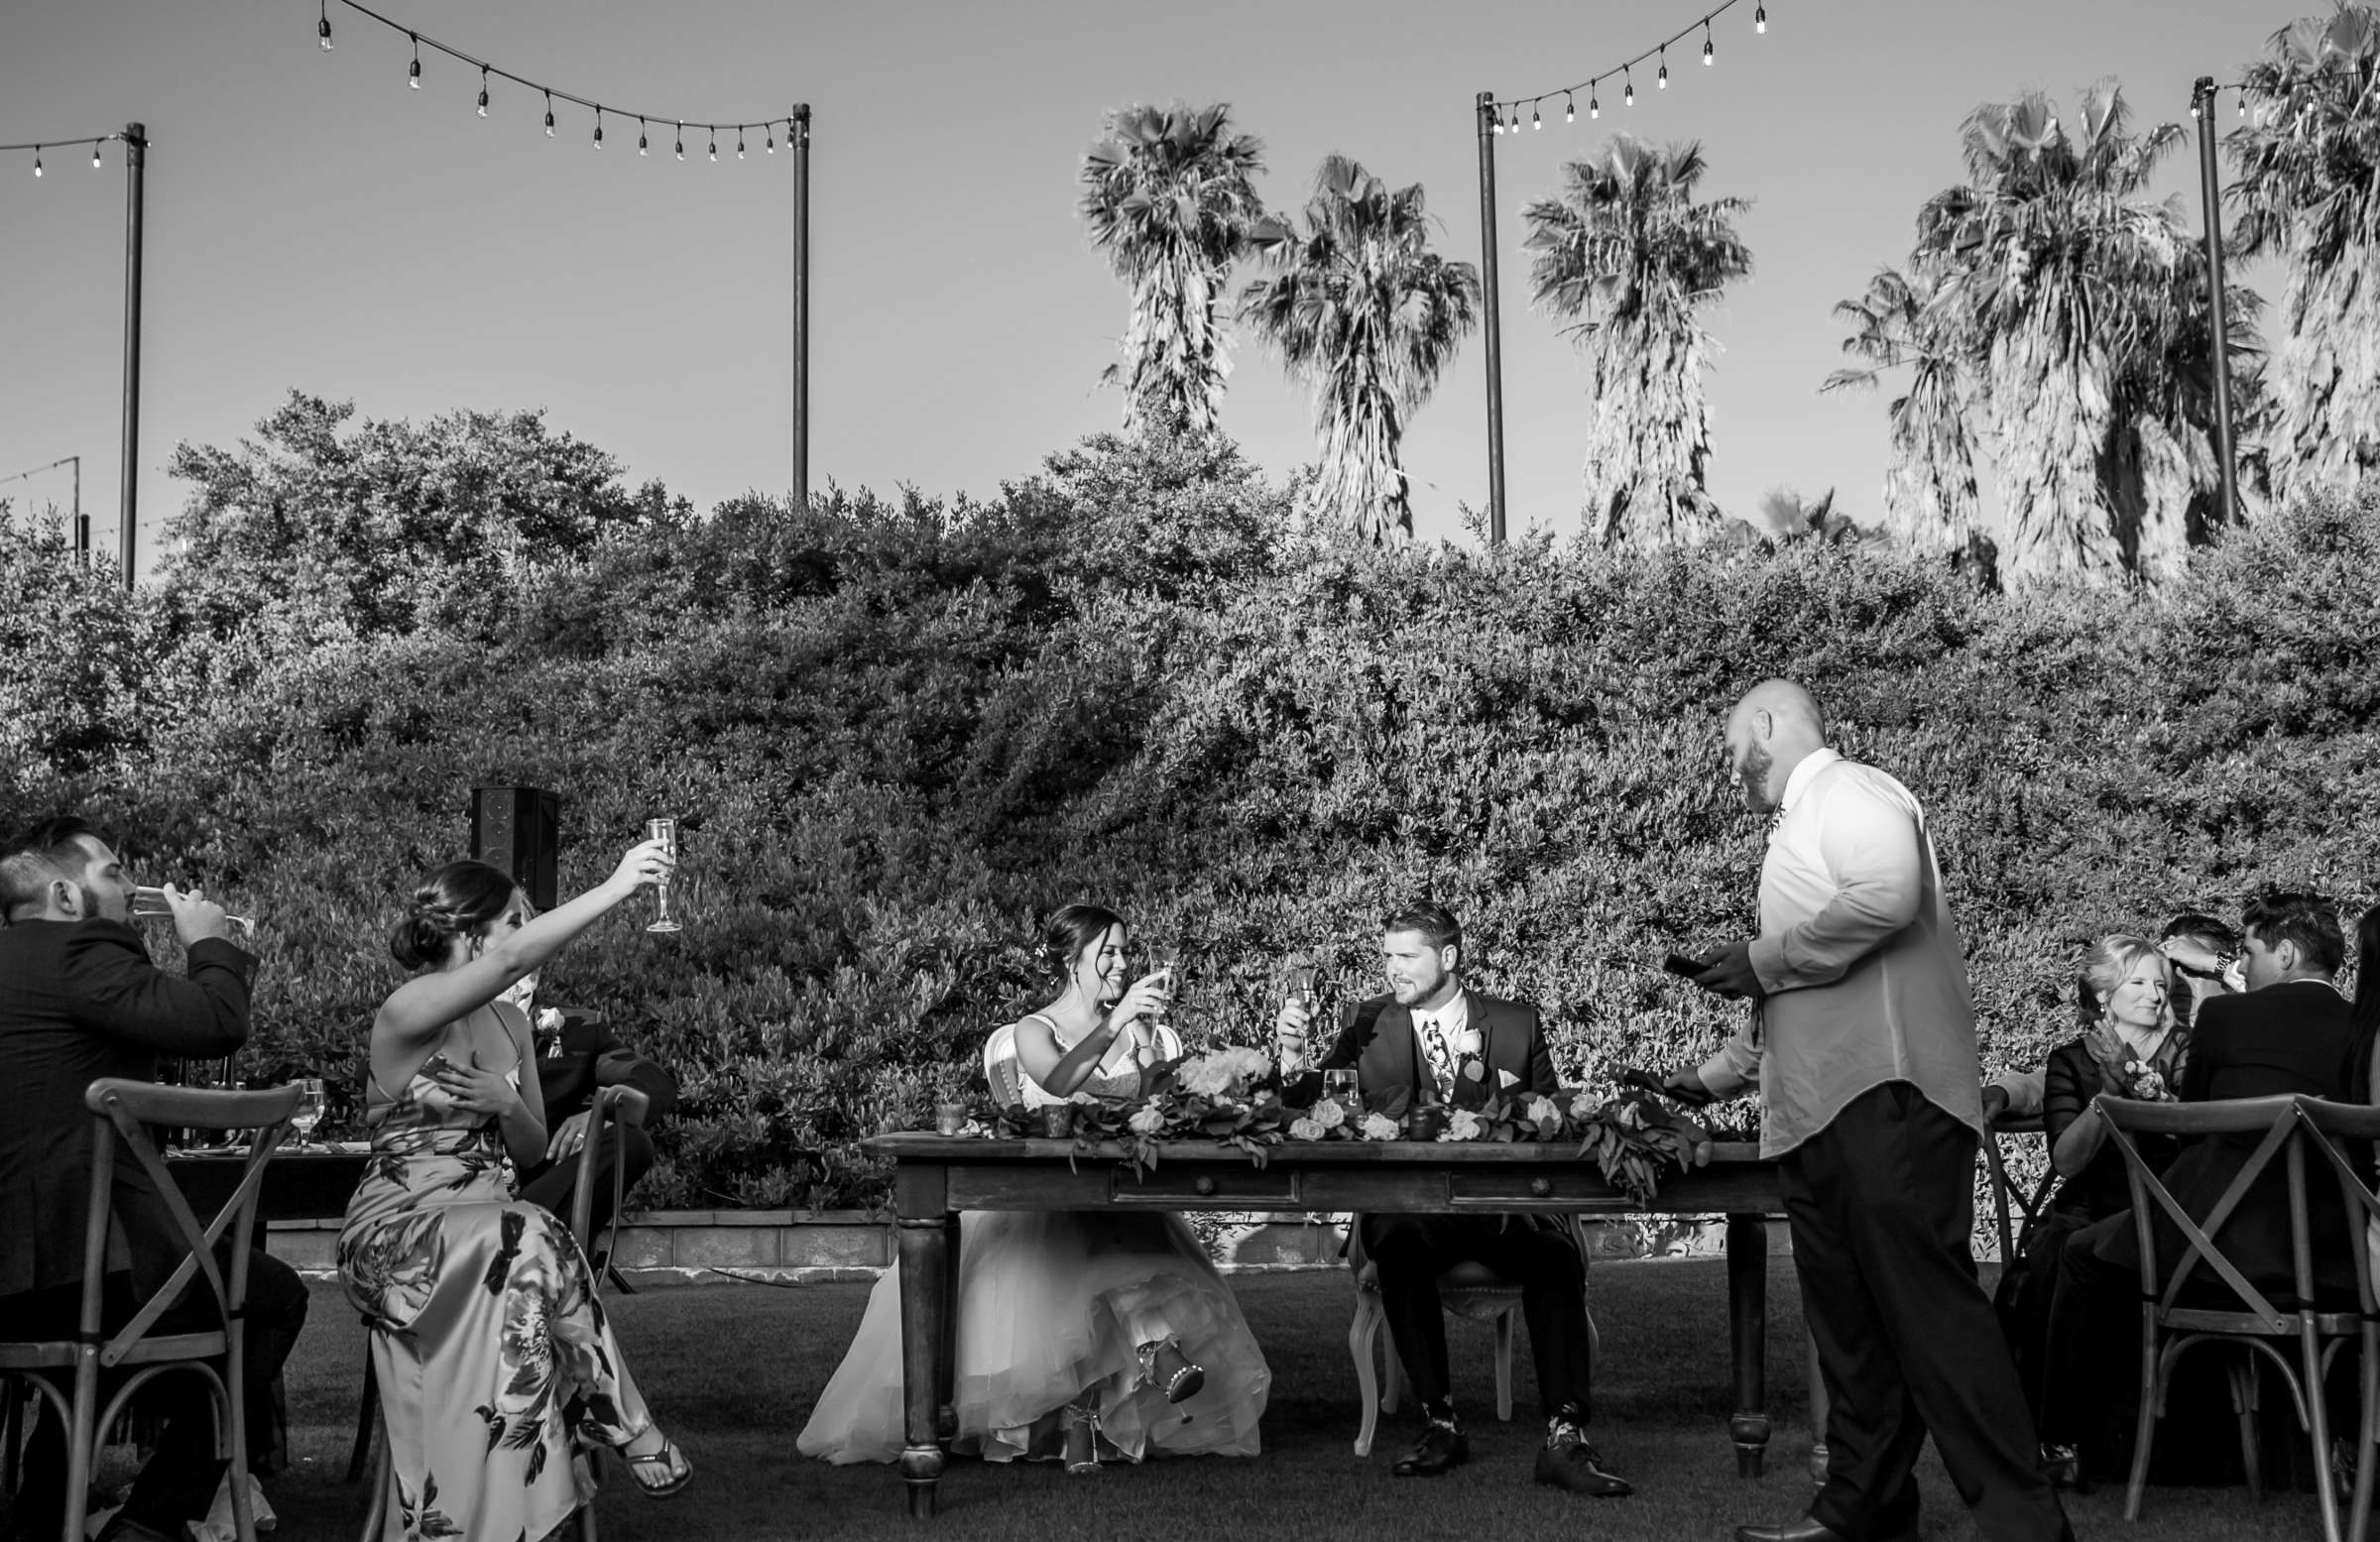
1569, 1091, 1599, 1122
1129, 1104, 1168, 1136
535, 1008, 565, 1034
1180, 1046, 1271, 1098
1288, 1117, 1325, 1141
1361, 1113, 1400, 1141
1443, 1109, 1484, 1142
1526, 1095, 1561, 1127
1616, 1100, 1645, 1129
1452, 1028, 1483, 1058
1314, 1099, 1349, 1130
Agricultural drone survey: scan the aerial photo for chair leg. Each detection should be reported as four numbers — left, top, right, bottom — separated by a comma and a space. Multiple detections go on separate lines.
1492, 1309, 1514, 1423
345, 1348, 379, 1483
227, 1323, 258, 1542
1, 1379, 21, 1507
2305, 1319, 2344, 1542
1350, 1294, 1383, 1458
2349, 1326, 2378, 1542
2230, 1356, 2264, 1503
2123, 1312, 2161, 1521
63, 1353, 99, 1542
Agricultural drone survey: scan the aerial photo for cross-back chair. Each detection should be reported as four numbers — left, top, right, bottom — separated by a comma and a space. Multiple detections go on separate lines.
2098, 1093, 2374, 1542
0, 1077, 298, 1542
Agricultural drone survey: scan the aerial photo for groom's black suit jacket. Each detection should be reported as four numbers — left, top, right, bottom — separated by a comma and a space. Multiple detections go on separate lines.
1283, 986, 1559, 1111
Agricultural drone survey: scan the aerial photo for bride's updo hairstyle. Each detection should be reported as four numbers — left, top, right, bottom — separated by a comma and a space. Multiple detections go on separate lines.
1036, 903, 1126, 982
391, 860, 520, 970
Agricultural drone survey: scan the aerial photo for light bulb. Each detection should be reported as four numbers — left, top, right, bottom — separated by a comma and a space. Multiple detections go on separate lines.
639, 125, 650, 155
594, 118, 605, 149
737, 131, 747, 159
318, 9, 332, 49
1565, 94, 1575, 123
1532, 106, 1542, 130
1658, 51, 1669, 88
478, 70, 489, 116
91, 144, 102, 169
1754, 4, 1766, 33
1625, 72, 1635, 106
1590, 93, 1601, 119
1492, 115, 1504, 135
675, 126, 685, 160
409, 39, 421, 88
766, 127, 775, 153
544, 94, 555, 136
708, 134, 717, 161
32, 148, 42, 178
1704, 29, 1715, 64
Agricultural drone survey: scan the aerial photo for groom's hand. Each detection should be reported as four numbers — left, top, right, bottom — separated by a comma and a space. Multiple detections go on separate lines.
1274, 999, 1313, 1074
1691, 941, 1767, 1001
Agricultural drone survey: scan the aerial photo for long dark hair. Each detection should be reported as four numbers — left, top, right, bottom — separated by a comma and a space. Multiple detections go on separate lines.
1036, 903, 1126, 985
389, 860, 519, 970
2347, 903, 2380, 1102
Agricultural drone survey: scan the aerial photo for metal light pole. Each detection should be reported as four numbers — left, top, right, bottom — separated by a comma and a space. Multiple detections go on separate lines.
119, 121, 147, 589
791, 103, 811, 515
1474, 91, 1507, 544
2193, 77, 2240, 528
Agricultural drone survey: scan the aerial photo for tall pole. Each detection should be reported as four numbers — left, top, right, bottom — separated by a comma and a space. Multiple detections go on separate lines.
72, 455, 84, 565
1475, 91, 1508, 545
2194, 77, 2240, 528
119, 121, 146, 589
791, 103, 811, 515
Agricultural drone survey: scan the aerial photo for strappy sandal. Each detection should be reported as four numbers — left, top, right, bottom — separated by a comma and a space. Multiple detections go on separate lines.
622, 1433, 693, 1498
1062, 1401, 1101, 1475
1136, 1339, 1206, 1404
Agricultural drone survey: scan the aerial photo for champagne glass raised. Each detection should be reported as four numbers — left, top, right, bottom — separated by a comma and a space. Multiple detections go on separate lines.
131, 886, 256, 939
645, 817, 682, 934
290, 1077, 327, 1144
1144, 942, 1181, 1043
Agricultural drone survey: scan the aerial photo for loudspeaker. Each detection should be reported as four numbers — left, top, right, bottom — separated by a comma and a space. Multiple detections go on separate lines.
470, 786, 560, 911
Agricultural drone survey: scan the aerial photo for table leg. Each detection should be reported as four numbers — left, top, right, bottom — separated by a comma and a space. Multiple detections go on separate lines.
1726, 1213, 1772, 1478
937, 1213, 960, 1444
895, 1168, 950, 1518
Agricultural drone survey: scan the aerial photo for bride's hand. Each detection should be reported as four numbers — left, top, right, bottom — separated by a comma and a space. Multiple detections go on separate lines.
1102, 971, 1170, 1038
604, 837, 676, 899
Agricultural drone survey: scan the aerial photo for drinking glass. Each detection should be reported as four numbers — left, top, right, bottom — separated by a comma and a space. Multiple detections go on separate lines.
1323, 1068, 1362, 1116
290, 1078, 327, 1143
131, 886, 256, 938
645, 817, 682, 934
1144, 943, 1181, 1036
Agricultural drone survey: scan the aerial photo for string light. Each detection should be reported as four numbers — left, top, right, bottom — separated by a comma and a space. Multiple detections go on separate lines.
766, 126, 775, 153
1532, 105, 1542, 130
1488, 0, 1776, 135
593, 110, 604, 149
543, 89, 555, 136
1658, 47, 1669, 88
408, 33, 421, 88
477, 65, 490, 116
319, 0, 333, 50
1704, 20, 1715, 63
708, 132, 718, 162
31, 146, 42, 178
1590, 90, 1601, 119
639, 118, 650, 155
1510, 106, 1522, 133
675, 123, 685, 160
737, 129, 747, 159
90, 143, 101, 169
1624, 67, 1635, 107
1565, 92, 1575, 123
1755, 4, 1766, 33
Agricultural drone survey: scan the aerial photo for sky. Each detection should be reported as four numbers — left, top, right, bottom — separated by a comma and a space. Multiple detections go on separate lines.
0, 0, 2306, 569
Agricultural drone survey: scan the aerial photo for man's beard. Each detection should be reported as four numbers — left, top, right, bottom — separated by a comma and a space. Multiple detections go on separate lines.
1738, 740, 1777, 813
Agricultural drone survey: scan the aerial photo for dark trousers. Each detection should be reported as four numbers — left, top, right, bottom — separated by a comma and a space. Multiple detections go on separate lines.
1781, 1081, 2070, 1542
2, 1249, 307, 1541
2037, 1213, 2137, 1450
517, 1123, 654, 1244
1359, 1212, 1594, 1421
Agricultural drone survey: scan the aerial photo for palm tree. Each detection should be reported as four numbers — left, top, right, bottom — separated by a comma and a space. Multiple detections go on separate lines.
1521, 137, 1752, 545
2228, 3, 2380, 499
1080, 103, 1267, 437
1913, 83, 2260, 582
1238, 156, 1479, 543
1824, 267, 1984, 554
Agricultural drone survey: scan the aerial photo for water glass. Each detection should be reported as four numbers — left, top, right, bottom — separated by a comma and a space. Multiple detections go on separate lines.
645, 817, 682, 933
1323, 1068, 1361, 1116
290, 1077, 326, 1144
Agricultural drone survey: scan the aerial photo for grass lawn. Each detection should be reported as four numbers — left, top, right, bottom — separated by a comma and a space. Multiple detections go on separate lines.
245, 1257, 2324, 1541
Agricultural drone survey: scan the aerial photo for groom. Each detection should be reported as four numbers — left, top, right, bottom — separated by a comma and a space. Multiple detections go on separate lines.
1275, 900, 1629, 1497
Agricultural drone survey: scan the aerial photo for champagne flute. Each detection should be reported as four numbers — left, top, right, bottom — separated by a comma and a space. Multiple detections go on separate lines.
290, 1077, 327, 1144
645, 817, 682, 934
1144, 942, 1181, 1046
131, 886, 256, 939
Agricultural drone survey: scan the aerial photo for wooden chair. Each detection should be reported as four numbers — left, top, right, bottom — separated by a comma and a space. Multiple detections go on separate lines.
351, 1088, 641, 1542
0, 1077, 298, 1542
2289, 1097, 2380, 1542
1346, 1214, 1600, 1457
2097, 1093, 2370, 1541
1984, 1108, 2056, 1269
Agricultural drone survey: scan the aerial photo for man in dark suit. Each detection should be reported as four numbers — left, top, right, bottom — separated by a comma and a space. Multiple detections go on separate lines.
2037, 891, 2358, 1468
0, 817, 308, 1542
1273, 901, 1629, 1497
508, 977, 677, 1242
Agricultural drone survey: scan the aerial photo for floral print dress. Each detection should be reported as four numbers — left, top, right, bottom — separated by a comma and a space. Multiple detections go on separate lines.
339, 1060, 652, 1542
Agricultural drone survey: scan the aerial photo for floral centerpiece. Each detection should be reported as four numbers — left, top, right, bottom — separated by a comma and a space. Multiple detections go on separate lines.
989, 1043, 1711, 1205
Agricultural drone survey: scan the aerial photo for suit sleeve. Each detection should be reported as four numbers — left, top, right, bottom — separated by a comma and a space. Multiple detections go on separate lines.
60, 925, 253, 1055
2180, 1005, 2225, 1105
589, 1027, 680, 1121
1522, 1006, 1559, 1096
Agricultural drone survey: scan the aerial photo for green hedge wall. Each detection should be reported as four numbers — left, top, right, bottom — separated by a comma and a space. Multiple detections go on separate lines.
2, 424, 2373, 1215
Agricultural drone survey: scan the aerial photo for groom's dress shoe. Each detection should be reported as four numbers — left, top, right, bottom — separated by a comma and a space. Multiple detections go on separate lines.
1534, 1430, 1633, 1496
1390, 1422, 1469, 1478
1733, 1519, 1850, 1542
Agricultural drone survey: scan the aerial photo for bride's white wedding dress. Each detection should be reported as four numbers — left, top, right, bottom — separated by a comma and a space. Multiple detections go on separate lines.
796, 1018, 1271, 1465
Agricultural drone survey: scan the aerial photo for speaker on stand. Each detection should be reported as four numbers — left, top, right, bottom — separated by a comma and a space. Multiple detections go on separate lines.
470, 786, 560, 911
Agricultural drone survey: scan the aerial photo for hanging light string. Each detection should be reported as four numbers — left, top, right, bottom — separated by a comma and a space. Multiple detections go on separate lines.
1490, 0, 1765, 134
1, 132, 124, 177
318, 0, 796, 153
2191, 70, 2378, 121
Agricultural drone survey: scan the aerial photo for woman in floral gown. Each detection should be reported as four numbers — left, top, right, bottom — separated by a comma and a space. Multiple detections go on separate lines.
798, 904, 1271, 1472
339, 843, 692, 1541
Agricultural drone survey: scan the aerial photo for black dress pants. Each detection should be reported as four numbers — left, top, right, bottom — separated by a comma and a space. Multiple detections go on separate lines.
517, 1122, 654, 1244
2, 1248, 308, 1541
1781, 1081, 2070, 1542
1359, 1212, 1594, 1420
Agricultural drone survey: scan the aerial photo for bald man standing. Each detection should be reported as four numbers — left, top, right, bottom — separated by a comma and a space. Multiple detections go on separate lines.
1675, 682, 2069, 1542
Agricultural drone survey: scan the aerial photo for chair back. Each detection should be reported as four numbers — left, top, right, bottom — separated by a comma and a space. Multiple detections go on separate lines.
983, 1024, 1024, 1109
2097, 1093, 2324, 1332
567, 1084, 644, 1264
79, 1079, 301, 1367
2288, 1096, 2380, 1322
1983, 1110, 2053, 1264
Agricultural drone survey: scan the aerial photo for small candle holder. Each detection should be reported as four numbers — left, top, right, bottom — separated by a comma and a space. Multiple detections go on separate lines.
935, 1102, 969, 1136
1037, 1105, 1077, 1139
1406, 1105, 1449, 1143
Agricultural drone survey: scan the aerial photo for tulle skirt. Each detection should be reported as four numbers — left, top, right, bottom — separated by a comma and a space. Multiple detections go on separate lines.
797, 1209, 1269, 1464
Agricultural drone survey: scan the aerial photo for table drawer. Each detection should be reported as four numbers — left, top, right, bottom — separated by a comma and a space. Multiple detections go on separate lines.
1109, 1166, 1303, 1208
1446, 1169, 1625, 1210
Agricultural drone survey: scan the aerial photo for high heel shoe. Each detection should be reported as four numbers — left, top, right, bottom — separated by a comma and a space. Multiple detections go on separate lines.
1063, 1401, 1101, 1475
1137, 1339, 1206, 1404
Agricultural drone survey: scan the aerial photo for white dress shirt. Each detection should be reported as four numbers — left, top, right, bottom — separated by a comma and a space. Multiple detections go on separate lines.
1697, 747, 1984, 1158
1411, 994, 1470, 1102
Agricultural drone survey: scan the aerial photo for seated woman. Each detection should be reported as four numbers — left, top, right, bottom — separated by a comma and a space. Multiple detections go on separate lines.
338, 844, 693, 1542
2001, 935, 2185, 1441
799, 903, 1270, 1472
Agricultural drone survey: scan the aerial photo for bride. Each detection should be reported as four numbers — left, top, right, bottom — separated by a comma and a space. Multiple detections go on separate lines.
798, 903, 1271, 1472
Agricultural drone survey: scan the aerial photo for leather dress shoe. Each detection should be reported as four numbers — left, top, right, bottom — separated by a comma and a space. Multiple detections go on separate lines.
1390, 1421, 1469, 1478
1534, 1431, 1633, 1496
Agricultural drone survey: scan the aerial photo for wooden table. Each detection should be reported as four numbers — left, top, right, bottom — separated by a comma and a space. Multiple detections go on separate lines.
862, 1133, 1786, 1518
168, 1147, 369, 1223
